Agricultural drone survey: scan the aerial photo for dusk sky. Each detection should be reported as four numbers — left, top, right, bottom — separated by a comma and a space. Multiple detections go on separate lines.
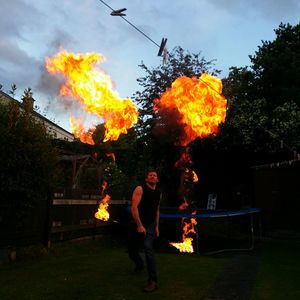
1, 0, 299, 131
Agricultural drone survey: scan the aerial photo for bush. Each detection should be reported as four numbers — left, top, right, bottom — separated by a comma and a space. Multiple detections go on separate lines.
0, 102, 57, 235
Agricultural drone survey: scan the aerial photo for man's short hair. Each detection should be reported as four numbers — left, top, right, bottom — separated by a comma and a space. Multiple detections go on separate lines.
146, 168, 157, 176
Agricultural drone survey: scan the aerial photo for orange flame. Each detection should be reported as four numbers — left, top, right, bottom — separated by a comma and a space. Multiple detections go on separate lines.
192, 170, 198, 182
70, 116, 95, 145
106, 152, 116, 162
170, 237, 194, 253
154, 73, 227, 146
46, 49, 138, 143
178, 198, 189, 211
170, 212, 198, 253
95, 194, 110, 221
175, 152, 193, 169
183, 168, 199, 184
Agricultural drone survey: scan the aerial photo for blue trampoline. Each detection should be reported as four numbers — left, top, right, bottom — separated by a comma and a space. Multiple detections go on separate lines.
160, 207, 261, 219
127, 206, 262, 254
160, 207, 262, 254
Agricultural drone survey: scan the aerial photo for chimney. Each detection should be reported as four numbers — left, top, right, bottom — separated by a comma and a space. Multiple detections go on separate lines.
21, 88, 35, 111
23, 97, 35, 111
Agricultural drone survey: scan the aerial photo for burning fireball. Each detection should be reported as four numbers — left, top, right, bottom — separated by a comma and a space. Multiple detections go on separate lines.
46, 49, 138, 144
154, 73, 227, 146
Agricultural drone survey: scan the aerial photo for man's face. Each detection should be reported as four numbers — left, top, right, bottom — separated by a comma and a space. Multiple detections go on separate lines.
146, 171, 158, 185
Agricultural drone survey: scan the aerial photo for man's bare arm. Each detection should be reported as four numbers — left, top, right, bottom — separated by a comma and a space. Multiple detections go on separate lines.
155, 205, 160, 237
131, 186, 146, 234
155, 193, 162, 237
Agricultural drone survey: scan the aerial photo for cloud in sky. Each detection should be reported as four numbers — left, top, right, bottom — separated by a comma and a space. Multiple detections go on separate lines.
0, 40, 34, 67
1, 0, 299, 131
209, 0, 300, 18
0, 0, 41, 38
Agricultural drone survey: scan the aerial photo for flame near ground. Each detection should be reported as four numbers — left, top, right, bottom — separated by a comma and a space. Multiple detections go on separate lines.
94, 194, 110, 221
169, 213, 198, 253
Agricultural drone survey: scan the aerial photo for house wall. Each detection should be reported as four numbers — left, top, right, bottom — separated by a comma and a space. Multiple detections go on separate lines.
0, 91, 74, 142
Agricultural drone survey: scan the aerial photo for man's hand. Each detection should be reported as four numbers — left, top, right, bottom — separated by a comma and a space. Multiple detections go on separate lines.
137, 225, 146, 235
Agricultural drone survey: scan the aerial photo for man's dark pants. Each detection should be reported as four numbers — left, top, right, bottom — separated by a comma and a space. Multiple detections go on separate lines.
128, 222, 157, 283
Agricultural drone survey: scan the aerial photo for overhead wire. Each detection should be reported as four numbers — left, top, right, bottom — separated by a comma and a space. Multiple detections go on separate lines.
97, 0, 160, 48
97, 0, 297, 155
97, 0, 223, 95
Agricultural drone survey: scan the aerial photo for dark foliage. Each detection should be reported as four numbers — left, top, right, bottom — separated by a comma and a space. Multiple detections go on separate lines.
0, 102, 56, 242
250, 23, 300, 108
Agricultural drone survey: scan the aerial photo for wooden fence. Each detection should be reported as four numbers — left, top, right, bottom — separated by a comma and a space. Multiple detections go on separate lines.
0, 188, 130, 251
50, 188, 130, 242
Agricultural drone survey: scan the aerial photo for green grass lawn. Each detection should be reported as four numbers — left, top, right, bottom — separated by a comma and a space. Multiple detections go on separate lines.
251, 239, 300, 300
1, 236, 299, 300
0, 236, 228, 300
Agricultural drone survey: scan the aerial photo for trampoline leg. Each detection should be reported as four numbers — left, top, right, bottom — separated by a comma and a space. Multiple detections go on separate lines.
195, 223, 199, 254
250, 214, 254, 250
258, 214, 262, 241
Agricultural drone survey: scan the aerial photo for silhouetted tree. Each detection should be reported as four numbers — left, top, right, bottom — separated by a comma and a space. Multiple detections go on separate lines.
250, 23, 300, 108
0, 102, 57, 236
222, 22, 300, 154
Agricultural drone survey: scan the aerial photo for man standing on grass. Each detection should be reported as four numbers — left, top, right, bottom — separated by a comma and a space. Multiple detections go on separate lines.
128, 169, 161, 292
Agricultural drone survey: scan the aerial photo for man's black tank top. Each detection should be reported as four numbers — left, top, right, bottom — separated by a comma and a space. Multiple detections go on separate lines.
138, 184, 160, 226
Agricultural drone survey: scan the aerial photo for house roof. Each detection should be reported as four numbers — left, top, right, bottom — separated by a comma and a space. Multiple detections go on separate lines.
0, 90, 74, 137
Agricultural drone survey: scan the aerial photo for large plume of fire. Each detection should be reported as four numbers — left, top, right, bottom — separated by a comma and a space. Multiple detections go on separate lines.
154, 73, 227, 146
46, 49, 138, 144
157, 73, 227, 253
